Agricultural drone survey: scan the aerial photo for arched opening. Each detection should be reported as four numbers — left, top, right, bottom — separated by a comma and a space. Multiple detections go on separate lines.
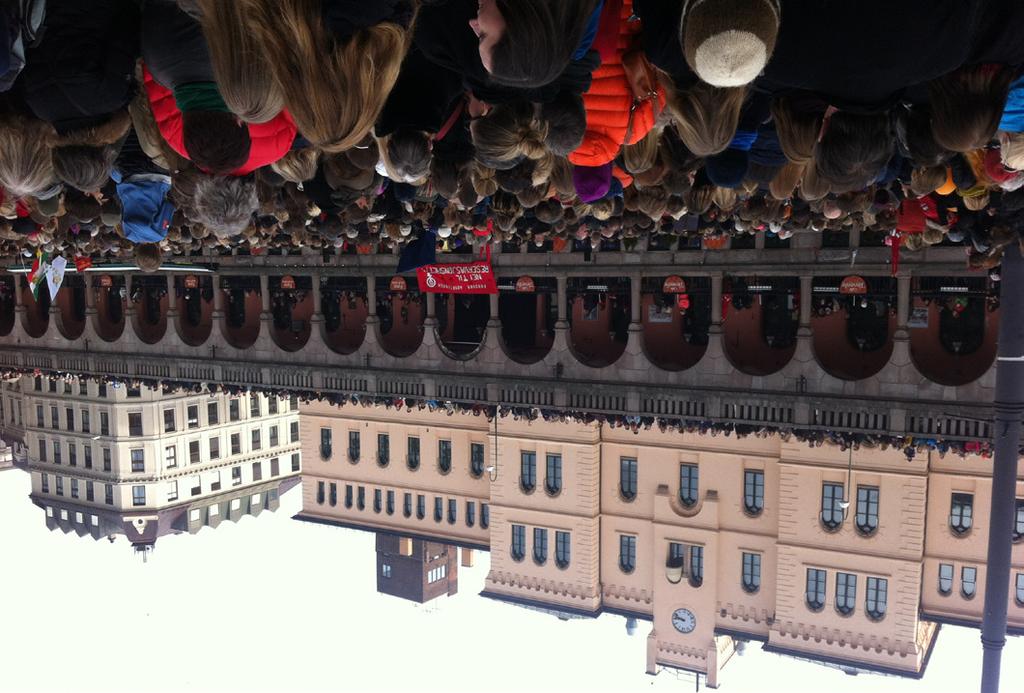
174, 275, 214, 346
436, 293, 490, 359
811, 276, 896, 380
909, 277, 999, 386
270, 275, 313, 352
54, 274, 87, 340
498, 276, 556, 364
0, 276, 14, 335
130, 275, 169, 344
567, 277, 630, 367
376, 276, 424, 357
93, 275, 125, 342
722, 275, 798, 376
222, 276, 262, 349
641, 276, 710, 371
20, 276, 51, 338
322, 277, 368, 355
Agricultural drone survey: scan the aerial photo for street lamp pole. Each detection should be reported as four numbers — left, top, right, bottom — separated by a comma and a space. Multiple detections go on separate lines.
980, 243, 1024, 693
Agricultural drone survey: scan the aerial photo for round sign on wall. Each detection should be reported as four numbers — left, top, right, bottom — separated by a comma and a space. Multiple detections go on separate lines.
389, 276, 407, 292
515, 276, 535, 293
184, 275, 199, 289
280, 275, 296, 290
840, 275, 868, 295
99, 275, 112, 288
663, 276, 687, 294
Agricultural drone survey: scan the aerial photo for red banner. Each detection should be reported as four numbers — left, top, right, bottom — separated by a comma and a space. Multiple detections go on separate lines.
840, 275, 867, 295
417, 261, 497, 294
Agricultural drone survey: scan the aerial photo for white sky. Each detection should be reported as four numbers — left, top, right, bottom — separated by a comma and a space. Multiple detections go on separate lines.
2, 469, 1022, 693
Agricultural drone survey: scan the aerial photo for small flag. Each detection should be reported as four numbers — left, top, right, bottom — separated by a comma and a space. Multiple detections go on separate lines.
27, 250, 50, 299
46, 256, 68, 300
73, 256, 93, 272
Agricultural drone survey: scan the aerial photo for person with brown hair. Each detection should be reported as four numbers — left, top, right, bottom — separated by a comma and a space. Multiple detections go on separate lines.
928, 64, 1016, 153
133, 242, 163, 272
814, 111, 893, 192
471, 101, 548, 170
239, 0, 415, 154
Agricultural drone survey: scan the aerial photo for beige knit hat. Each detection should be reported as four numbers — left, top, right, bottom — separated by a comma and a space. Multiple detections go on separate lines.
681, 0, 781, 88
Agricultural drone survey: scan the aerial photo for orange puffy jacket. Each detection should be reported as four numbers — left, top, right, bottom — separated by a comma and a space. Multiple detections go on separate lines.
568, 0, 665, 168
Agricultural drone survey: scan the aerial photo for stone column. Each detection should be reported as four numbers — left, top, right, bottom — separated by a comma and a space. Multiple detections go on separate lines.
896, 274, 911, 332
211, 276, 224, 318
794, 274, 814, 366
310, 273, 323, 323
799, 275, 813, 331
848, 226, 861, 249
365, 275, 377, 315
556, 274, 568, 325
259, 273, 271, 320
710, 273, 723, 328
425, 291, 436, 321
165, 275, 178, 321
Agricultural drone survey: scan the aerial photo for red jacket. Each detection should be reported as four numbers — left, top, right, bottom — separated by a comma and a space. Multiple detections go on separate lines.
142, 65, 296, 176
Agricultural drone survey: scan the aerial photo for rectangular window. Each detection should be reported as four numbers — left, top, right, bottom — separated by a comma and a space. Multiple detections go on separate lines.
70, 478, 79, 499
99, 383, 107, 398
68, 444, 77, 467
481, 503, 489, 528
189, 440, 200, 464
679, 463, 699, 506
128, 412, 143, 436
167, 480, 179, 502
34, 376, 42, 391
742, 552, 761, 593
938, 563, 954, 595
357, 487, 365, 510
35, 404, 43, 428
187, 405, 199, 429
381, 564, 392, 579
317, 481, 325, 504
38, 439, 46, 462
102, 448, 111, 471
511, 524, 526, 560
126, 385, 140, 398
104, 484, 113, 505
50, 405, 58, 429
343, 484, 352, 508
320, 428, 332, 459
210, 470, 222, 492
950, 493, 974, 534
434, 497, 443, 522
100, 412, 110, 436
207, 401, 219, 425
65, 408, 74, 431
556, 531, 571, 568
231, 466, 242, 486
56, 476, 64, 496
821, 482, 845, 530
131, 448, 144, 473
348, 430, 360, 461
856, 486, 880, 535
41, 473, 49, 494
689, 545, 704, 586
79, 380, 88, 396
438, 439, 452, 473
269, 425, 279, 448
403, 493, 412, 517
132, 485, 146, 507
81, 409, 90, 433
619, 457, 638, 500
231, 433, 241, 456
865, 577, 888, 620
533, 528, 548, 564
229, 399, 240, 421
1015, 499, 1024, 541
86, 481, 94, 502
270, 458, 280, 477
471, 442, 485, 477
291, 453, 300, 472
166, 445, 180, 471
806, 568, 827, 610
252, 461, 262, 482
417, 494, 425, 519
268, 397, 278, 415
289, 395, 298, 411
619, 535, 637, 573
743, 469, 764, 514
545, 454, 562, 494
163, 408, 176, 433
48, 379, 56, 393
290, 421, 299, 443
447, 498, 457, 524
962, 566, 978, 598
209, 437, 220, 460
250, 396, 260, 418
1016, 573, 1024, 606
407, 436, 420, 469
83, 446, 92, 469
466, 500, 475, 526
190, 475, 201, 496
378, 433, 390, 466
251, 429, 262, 451
53, 441, 61, 465
520, 451, 537, 491
835, 572, 857, 615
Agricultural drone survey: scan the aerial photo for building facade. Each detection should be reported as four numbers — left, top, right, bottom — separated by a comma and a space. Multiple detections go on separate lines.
297, 404, 1024, 688
20, 374, 302, 548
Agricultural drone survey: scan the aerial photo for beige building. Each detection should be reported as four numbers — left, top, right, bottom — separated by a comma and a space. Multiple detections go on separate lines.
21, 374, 302, 550
297, 404, 1024, 688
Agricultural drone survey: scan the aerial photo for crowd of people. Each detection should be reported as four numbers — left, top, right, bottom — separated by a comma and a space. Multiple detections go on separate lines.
0, 368, 998, 458
0, 0, 1021, 276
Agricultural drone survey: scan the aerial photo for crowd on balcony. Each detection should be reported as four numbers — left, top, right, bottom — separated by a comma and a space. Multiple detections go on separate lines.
0, 1, 1023, 278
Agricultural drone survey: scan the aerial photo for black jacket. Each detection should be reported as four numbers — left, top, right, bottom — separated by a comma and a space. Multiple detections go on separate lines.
322, 0, 415, 42
140, 0, 213, 89
18, 0, 139, 134
414, 0, 598, 104
758, 0, 977, 111
632, 0, 697, 90
376, 46, 464, 137
965, 0, 1024, 66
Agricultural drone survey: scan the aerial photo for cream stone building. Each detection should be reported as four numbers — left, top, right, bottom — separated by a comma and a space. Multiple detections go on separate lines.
21, 374, 302, 549
297, 404, 1024, 688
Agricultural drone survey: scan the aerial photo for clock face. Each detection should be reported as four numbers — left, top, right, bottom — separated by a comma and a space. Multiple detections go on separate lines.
671, 608, 696, 634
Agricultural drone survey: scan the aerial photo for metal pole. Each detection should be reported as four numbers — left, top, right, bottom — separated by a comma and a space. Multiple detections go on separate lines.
980, 243, 1024, 693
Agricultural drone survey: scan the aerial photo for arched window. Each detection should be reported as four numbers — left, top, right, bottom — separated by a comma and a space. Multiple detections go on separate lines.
520, 451, 537, 492
1016, 573, 1024, 606
938, 563, 953, 595
329, 483, 337, 507
470, 443, 485, 477
835, 572, 857, 615
356, 486, 365, 511
619, 535, 637, 573
950, 493, 973, 535
319, 428, 331, 460
1013, 499, 1024, 542
533, 528, 548, 565
961, 566, 977, 599
434, 497, 443, 522
416, 494, 425, 520
403, 492, 412, 517
545, 454, 563, 495
865, 577, 887, 620
438, 440, 452, 474
555, 531, 571, 568
742, 552, 761, 593
447, 498, 457, 524
806, 568, 826, 611
347, 431, 360, 463
377, 434, 390, 467
407, 436, 420, 470
820, 482, 845, 531
373, 489, 382, 513
743, 470, 764, 515
855, 486, 879, 535
620, 458, 637, 501
679, 464, 699, 507
481, 503, 490, 528
466, 501, 476, 527
386, 490, 395, 515
688, 545, 704, 587
511, 524, 526, 561
316, 481, 325, 504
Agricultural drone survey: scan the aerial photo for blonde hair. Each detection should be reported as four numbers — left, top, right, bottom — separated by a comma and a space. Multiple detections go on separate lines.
197, 0, 286, 123
711, 185, 737, 212
240, 0, 413, 151
471, 101, 548, 166
621, 127, 662, 174
769, 162, 805, 200
472, 164, 499, 198
270, 147, 321, 183
771, 96, 822, 164
799, 164, 830, 201
0, 113, 57, 198
1000, 131, 1024, 171
664, 78, 746, 157
910, 165, 949, 197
